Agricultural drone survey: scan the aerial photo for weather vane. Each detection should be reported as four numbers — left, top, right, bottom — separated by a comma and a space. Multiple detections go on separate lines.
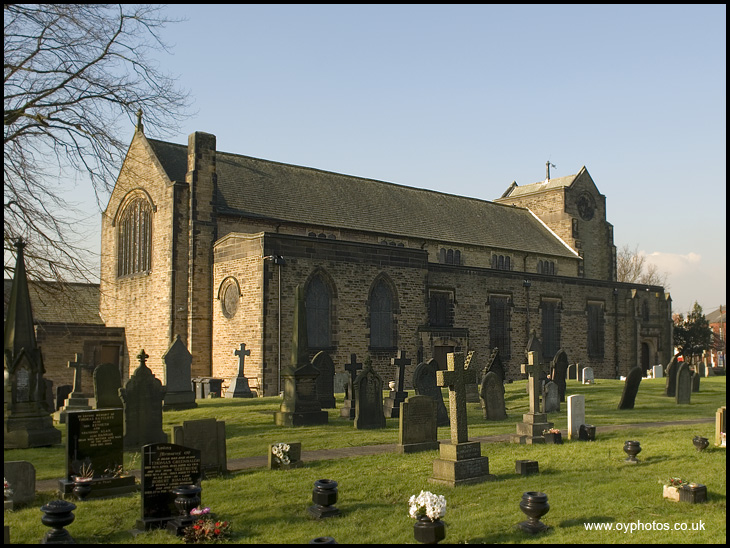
545, 161, 556, 181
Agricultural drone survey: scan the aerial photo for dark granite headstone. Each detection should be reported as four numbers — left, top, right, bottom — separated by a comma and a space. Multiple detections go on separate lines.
93, 363, 123, 409
413, 358, 449, 427
55, 385, 72, 411
312, 351, 336, 408
550, 349, 569, 402
541, 381, 560, 414
3, 461, 36, 508
4, 238, 62, 449
136, 443, 202, 531
162, 336, 198, 409
485, 347, 505, 385
353, 358, 386, 429
691, 368, 700, 393
618, 366, 643, 410
675, 362, 692, 405
119, 350, 168, 451
397, 395, 439, 453
479, 370, 507, 420
171, 418, 227, 479
664, 355, 679, 396
58, 408, 136, 499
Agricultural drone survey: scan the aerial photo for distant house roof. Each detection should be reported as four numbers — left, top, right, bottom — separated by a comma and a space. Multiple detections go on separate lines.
705, 306, 726, 324
147, 137, 578, 259
3, 280, 104, 326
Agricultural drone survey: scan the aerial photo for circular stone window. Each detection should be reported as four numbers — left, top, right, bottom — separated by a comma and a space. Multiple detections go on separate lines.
576, 192, 596, 221
220, 278, 240, 319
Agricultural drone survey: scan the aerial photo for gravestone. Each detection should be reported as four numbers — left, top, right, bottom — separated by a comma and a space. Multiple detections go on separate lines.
618, 366, 643, 410
485, 347, 506, 384
3, 461, 35, 508
43, 378, 54, 413
652, 364, 664, 378
353, 358, 386, 429
413, 358, 450, 427
172, 418, 227, 478
396, 395, 439, 453
430, 352, 495, 486
575, 363, 583, 382
93, 363, 123, 409
53, 353, 94, 424
462, 351, 480, 403
340, 354, 362, 419
162, 336, 198, 409
384, 350, 410, 418
511, 350, 553, 444
55, 385, 72, 411
691, 368, 700, 393
567, 364, 576, 382
119, 349, 168, 451
550, 349, 569, 402
4, 238, 62, 449
268, 441, 303, 469
567, 394, 585, 440
665, 355, 679, 396
541, 381, 560, 414
582, 366, 595, 384
225, 342, 254, 398
136, 443, 202, 531
58, 408, 137, 499
479, 370, 507, 420
312, 351, 336, 408
333, 372, 349, 394
715, 406, 726, 447
274, 285, 328, 426
675, 362, 692, 404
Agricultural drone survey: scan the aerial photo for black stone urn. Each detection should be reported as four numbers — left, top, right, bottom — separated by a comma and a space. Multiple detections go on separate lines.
413, 515, 446, 544
543, 432, 563, 445
40, 499, 77, 544
167, 484, 202, 536
72, 479, 93, 501
623, 440, 642, 464
692, 436, 709, 452
579, 424, 596, 441
517, 491, 550, 534
308, 479, 341, 519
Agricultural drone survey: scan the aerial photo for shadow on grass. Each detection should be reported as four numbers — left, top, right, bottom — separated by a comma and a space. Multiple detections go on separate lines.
467, 524, 558, 543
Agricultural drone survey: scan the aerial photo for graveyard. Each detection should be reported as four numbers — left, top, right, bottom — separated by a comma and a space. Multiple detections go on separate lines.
4, 375, 726, 544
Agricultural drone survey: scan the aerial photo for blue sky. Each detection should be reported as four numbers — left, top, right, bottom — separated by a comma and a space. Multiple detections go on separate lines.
77, 5, 728, 314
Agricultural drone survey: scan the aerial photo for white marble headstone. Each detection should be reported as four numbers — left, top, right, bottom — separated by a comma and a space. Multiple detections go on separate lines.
652, 364, 663, 378
582, 367, 594, 384
567, 394, 585, 440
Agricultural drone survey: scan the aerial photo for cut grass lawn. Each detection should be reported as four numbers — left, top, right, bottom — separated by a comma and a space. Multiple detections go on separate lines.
4, 376, 726, 543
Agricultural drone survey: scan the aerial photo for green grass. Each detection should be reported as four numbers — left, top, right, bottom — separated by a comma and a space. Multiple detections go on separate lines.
4, 377, 727, 543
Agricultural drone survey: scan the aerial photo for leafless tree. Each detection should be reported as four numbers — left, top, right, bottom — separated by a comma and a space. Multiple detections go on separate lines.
4, 4, 191, 284
616, 244, 670, 288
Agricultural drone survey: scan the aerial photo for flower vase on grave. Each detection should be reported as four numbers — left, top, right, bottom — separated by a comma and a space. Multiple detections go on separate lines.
623, 440, 642, 464
517, 492, 550, 534
167, 485, 202, 536
40, 500, 76, 544
692, 436, 709, 452
72, 478, 93, 501
413, 515, 446, 544
308, 479, 341, 519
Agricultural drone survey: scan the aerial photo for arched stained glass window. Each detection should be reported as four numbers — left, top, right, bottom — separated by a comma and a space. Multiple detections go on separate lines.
117, 198, 152, 277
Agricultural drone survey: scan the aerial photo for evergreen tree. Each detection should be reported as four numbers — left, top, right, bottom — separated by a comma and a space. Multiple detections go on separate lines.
673, 302, 713, 363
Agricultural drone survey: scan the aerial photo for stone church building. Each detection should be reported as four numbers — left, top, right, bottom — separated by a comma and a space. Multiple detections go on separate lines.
99, 124, 673, 396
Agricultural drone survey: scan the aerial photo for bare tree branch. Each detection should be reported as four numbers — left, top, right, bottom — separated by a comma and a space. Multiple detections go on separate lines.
616, 244, 670, 288
4, 4, 192, 283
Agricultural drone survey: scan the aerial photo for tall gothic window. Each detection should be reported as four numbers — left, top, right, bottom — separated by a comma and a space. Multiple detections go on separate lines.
541, 300, 561, 360
370, 280, 394, 348
587, 302, 605, 358
306, 274, 331, 348
489, 295, 511, 359
429, 291, 452, 328
117, 198, 152, 277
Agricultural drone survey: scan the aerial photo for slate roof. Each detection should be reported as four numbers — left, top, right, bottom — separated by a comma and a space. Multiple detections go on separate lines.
705, 306, 726, 324
3, 279, 104, 325
499, 173, 579, 199
147, 137, 577, 258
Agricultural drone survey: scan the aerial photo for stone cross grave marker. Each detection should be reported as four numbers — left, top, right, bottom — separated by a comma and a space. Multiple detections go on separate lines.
437, 352, 475, 445
510, 351, 553, 444
384, 350, 410, 418
225, 343, 254, 398
463, 351, 481, 402
54, 353, 93, 423
340, 354, 362, 419
430, 352, 494, 486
